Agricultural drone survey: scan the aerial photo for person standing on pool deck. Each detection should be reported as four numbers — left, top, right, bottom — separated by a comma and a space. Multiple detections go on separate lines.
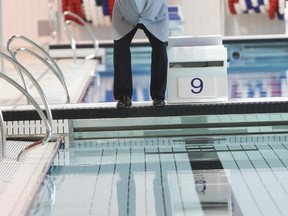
112, 0, 169, 108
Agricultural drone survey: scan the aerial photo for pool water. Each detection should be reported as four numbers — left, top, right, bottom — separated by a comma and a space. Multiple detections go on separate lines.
29, 135, 288, 216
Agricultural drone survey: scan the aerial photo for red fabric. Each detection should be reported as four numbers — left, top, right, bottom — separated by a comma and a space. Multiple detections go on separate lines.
228, 0, 237, 15
108, 0, 115, 19
228, 0, 240, 15
268, 0, 278, 19
61, 0, 84, 25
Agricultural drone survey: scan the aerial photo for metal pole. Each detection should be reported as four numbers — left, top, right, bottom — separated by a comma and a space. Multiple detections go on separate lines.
0, 110, 6, 159
0, 0, 4, 74
56, 0, 62, 42
0, 0, 5, 159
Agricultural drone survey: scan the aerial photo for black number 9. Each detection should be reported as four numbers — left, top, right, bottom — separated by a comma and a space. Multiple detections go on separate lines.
191, 78, 203, 94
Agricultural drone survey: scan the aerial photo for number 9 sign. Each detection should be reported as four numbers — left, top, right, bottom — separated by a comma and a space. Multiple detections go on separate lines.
178, 76, 216, 98
191, 78, 203, 94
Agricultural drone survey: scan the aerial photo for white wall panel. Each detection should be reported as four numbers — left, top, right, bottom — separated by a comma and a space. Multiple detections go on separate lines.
0, 0, 286, 50
2, 0, 51, 49
181, 0, 223, 36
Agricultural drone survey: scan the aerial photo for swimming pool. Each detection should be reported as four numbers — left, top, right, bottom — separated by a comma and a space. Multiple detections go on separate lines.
28, 134, 288, 216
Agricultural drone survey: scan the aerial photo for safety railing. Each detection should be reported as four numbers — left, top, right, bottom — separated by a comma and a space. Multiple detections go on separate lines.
0, 109, 5, 159
7, 35, 71, 103
48, 0, 60, 40
62, 10, 100, 62
0, 52, 53, 161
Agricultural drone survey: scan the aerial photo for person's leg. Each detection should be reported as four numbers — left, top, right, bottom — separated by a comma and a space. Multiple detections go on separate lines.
113, 26, 138, 100
141, 25, 168, 103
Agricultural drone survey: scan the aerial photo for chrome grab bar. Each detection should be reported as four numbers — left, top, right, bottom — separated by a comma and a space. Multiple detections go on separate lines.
7, 35, 71, 103
0, 52, 53, 161
63, 19, 77, 62
0, 109, 5, 159
48, 0, 62, 43
48, 0, 58, 40
62, 11, 100, 61
15, 47, 71, 103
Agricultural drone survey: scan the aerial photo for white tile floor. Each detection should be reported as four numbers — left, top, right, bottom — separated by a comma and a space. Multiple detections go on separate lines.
0, 140, 59, 216
0, 57, 98, 216
0, 58, 97, 105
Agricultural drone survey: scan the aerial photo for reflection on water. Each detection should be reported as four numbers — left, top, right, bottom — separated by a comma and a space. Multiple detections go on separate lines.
82, 41, 288, 103
29, 135, 288, 216
82, 70, 288, 103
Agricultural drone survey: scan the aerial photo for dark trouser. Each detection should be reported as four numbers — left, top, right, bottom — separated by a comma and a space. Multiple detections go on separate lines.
113, 24, 168, 100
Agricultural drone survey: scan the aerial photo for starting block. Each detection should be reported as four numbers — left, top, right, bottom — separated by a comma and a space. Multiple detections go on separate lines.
167, 35, 228, 104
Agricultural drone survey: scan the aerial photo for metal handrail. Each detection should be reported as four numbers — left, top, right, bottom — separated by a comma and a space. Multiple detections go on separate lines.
7, 35, 71, 103
48, 0, 62, 43
63, 19, 77, 62
62, 11, 100, 61
15, 47, 71, 103
0, 109, 5, 159
48, 0, 58, 40
0, 52, 53, 161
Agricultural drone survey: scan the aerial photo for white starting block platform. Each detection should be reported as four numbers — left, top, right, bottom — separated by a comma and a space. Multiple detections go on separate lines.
167, 35, 228, 104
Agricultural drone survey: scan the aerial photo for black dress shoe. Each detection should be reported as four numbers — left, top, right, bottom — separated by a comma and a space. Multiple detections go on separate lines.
116, 96, 132, 108
153, 98, 165, 107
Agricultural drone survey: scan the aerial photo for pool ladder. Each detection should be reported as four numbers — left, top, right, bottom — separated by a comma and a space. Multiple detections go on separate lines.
0, 35, 71, 161
48, 1, 100, 62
